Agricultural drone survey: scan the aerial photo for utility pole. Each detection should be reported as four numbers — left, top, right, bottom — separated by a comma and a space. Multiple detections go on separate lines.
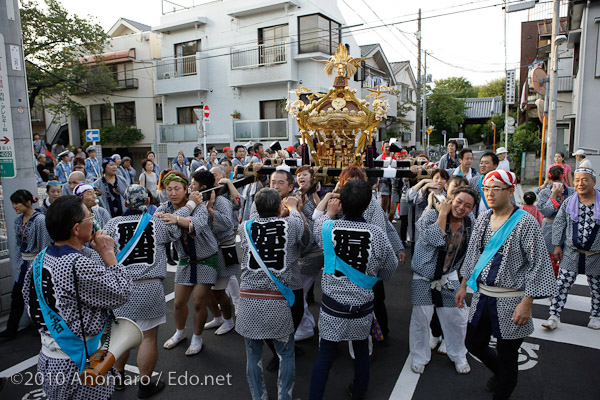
422, 51, 427, 150
416, 8, 422, 149
503, 4, 509, 151
546, 0, 561, 169
0, 0, 37, 281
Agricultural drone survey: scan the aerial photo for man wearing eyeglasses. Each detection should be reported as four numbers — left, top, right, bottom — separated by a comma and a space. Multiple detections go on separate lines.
468, 151, 499, 217
455, 170, 557, 400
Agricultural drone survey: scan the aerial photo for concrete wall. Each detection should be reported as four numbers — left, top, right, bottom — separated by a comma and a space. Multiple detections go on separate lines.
574, 3, 600, 154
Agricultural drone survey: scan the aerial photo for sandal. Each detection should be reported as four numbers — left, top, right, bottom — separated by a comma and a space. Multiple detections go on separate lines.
163, 334, 186, 349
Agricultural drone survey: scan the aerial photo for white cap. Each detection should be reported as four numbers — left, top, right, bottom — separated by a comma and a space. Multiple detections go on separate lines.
495, 147, 507, 155
573, 149, 586, 157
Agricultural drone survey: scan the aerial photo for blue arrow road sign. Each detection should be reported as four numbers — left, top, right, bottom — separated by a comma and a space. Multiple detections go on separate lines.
85, 129, 100, 142
442, 130, 447, 135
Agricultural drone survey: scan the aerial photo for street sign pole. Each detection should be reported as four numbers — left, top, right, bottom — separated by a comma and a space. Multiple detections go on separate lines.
0, 0, 38, 288
203, 105, 210, 159
202, 116, 206, 159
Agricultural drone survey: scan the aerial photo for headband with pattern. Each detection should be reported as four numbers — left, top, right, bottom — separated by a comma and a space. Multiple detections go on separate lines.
483, 170, 517, 187
574, 168, 596, 178
163, 172, 189, 187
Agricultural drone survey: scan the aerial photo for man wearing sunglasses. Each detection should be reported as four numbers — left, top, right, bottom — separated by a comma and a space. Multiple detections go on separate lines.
456, 170, 557, 400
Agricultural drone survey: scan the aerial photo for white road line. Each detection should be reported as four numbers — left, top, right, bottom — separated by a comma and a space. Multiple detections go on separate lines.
531, 318, 600, 350
576, 275, 588, 286
0, 355, 38, 376
534, 294, 591, 313
167, 265, 177, 273
165, 292, 175, 302
124, 364, 158, 376
388, 354, 420, 400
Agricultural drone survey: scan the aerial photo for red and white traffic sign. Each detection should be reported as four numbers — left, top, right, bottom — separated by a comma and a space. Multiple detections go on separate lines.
203, 105, 210, 118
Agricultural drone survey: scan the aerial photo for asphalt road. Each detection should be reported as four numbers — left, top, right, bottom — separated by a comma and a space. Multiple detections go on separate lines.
1, 225, 599, 400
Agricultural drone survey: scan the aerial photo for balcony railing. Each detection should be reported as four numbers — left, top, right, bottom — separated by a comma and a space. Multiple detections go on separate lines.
157, 54, 197, 80
115, 78, 139, 90
231, 42, 287, 69
234, 119, 288, 140
159, 124, 197, 142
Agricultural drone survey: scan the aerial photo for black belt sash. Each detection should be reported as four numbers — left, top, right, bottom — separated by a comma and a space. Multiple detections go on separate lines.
572, 220, 600, 274
321, 293, 373, 319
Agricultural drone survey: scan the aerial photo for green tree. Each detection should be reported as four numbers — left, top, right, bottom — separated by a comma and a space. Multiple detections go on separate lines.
500, 121, 540, 178
478, 78, 506, 99
433, 77, 479, 98
20, 0, 112, 115
426, 91, 465, 138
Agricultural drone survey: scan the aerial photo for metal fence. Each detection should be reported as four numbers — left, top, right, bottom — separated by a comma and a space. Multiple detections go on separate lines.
233, 119, 288, 141
231, 43, 287, 69
156, 55, 197, 80
159, 124, 197, 142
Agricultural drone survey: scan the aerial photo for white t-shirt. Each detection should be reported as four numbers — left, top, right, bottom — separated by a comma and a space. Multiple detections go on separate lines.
498, 159, 510, 171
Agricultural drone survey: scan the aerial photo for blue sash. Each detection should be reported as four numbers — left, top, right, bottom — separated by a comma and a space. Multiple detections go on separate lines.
322, 220, 379, 290
466, 209, 527, 291
478, 176, 490, 210
116, 212, 152, 263
33, 248, 106, 372
243, 220, 295, 306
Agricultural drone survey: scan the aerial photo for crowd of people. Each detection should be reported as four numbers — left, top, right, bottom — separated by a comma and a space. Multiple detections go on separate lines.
1, 136, 599, 400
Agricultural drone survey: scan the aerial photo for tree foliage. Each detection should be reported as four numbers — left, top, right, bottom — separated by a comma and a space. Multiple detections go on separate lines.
500, 121, 540, 179
20, 0, 112, 115
97, 125, 144, 147
433, 77, 479, 98
478, 78, 506, 99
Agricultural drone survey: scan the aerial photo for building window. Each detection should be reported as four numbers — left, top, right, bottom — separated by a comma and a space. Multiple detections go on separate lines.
175, 40, 201, 57
115, 102, 136, 126
112, 62, 133, 82
90, 104, 112, 128
260, 100, 287, 119
259, 24, 289, 64
175, 40, 200, 75
156, 103, 163, 121
177, 106, 202, 124
298, 13, 341, 54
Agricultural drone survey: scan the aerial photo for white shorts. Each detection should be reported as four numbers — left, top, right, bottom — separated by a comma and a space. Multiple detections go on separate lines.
211, 276, 230, 291
135, 315, 167, 332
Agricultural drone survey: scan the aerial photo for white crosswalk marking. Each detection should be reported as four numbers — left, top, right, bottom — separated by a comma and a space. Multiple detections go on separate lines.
0, 355, 38, 376
390, 279, 599, 399
531, 318, 600, 349
388, 355, 420, 400
534, 294, 591, 313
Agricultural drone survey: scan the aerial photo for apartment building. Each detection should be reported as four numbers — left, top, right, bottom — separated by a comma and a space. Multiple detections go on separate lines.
390, 61, 417, 146
69, 18, 162, 171
152, 0, 363, 160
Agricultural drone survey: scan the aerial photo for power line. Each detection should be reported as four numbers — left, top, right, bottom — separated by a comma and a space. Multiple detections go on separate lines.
30, 0, 538, 94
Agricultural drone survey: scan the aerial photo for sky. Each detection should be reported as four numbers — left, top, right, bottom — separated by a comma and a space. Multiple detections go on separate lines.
55, 0, 561, 86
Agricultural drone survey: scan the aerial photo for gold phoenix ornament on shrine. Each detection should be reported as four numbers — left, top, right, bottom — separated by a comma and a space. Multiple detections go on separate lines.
286, 43, 391, 168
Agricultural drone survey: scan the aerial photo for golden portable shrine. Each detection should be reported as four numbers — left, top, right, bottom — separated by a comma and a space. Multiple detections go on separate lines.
286, 43, 391, 169
236, 43, 429, 187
